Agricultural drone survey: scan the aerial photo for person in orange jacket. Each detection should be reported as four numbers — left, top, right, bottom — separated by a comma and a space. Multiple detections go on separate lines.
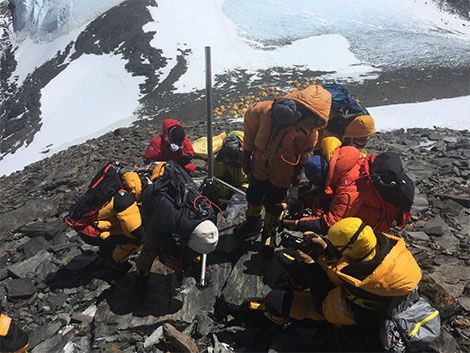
236, 85, 331, 254
258, 217, 422, 326
0, 314, 29, 353
283, 146, 414, 235
143, 119, 196, 174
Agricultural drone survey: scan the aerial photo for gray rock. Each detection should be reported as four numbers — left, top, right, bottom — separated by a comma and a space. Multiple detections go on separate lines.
6, 278, 36, 299
458, 297, 470, 312
424, 215, 450, 236
7, 249, 52, 278
441, 199, 465, 215
195, 313, 214, 338
222, 250, 285, 305
0, 200, 58, 237
47, 292, 68, 311
0, 267, 8, 281
64, 252, 97, 271
407, 231, 430, 241
28, 321, 62, 350
144, 325, 163, 349
30, 334, 68, 353
411, 193, 429, 214
434, 232, 460, 253
429, 264, 470, 298
35, 261, 58, 284
429, 329, 459, 353
22, 236, 51, 258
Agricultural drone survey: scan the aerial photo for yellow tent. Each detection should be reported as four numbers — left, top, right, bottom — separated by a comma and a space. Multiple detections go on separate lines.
192, 132, 227, 159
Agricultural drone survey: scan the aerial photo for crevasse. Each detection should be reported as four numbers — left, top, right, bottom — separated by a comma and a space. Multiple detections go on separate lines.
10, 0, 125, 41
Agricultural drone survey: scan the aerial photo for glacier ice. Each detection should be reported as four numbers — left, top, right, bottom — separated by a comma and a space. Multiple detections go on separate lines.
10, 0, 126, 41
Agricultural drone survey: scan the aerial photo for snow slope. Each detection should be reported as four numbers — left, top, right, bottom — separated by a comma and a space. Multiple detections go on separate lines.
1, 0, 469, 176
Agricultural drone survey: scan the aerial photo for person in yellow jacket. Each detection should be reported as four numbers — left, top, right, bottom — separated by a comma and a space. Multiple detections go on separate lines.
0, 314, 29, 353
214, 131, 249, 198
236, 85, 331, 254
261, 217, 421, 326
321, 113, 376, 162
77, 165, 164, 273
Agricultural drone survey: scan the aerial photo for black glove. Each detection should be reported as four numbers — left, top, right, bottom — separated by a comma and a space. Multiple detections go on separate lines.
242, 150, 252, 176
181, 153, 192, 164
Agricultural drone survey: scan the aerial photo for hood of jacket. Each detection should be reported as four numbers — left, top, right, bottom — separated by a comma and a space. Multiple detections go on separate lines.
325, 146, 362, 188
285, 85, 331, 130
332, 233, 422, 297
161, 119, 184, 139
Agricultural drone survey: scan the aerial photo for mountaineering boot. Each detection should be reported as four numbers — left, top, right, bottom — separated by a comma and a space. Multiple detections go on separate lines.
261, 212, 282, 256
134, 269, 150, 300
234, 204, 263, 239
0, 315, 29, 353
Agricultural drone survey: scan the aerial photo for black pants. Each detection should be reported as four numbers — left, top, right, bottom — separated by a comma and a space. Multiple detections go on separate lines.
247, 177, 288, 214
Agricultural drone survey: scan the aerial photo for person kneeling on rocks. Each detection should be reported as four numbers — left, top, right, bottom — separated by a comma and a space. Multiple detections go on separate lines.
66, 162, 163, 273
143, 119, 196, 174
0, 314, 29, 353
242, 217, 422, 331
134, 161, 219, 296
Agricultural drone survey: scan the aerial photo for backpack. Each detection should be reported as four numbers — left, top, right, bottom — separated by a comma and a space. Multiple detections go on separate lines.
65, 159, 123, 237
322, 83, 369, 138
143, 160, 215, 220
370, 152, 415, 214
380, 288, 441, 352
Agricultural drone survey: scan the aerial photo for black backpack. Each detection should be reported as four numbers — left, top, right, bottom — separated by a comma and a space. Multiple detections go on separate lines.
65, 159, 123, 237
142, 160, 214, 218
370, 152, 415, 212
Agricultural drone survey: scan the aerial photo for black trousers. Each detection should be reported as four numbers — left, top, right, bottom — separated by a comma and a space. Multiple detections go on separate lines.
246, 177, 288, 214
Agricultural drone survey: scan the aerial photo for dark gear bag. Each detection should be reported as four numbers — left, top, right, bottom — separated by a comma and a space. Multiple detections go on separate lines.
380, 288, 441, 352
322, 83, 369, 138
370, 152, 414, 212
65, 159, 123, 237
144, 160, 215, 221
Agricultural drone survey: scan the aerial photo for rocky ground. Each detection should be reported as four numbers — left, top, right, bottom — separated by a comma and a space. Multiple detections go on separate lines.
0, 118, 469, 352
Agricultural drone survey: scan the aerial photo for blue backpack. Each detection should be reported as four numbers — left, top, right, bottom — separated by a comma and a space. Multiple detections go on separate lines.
322, 83, 369, 137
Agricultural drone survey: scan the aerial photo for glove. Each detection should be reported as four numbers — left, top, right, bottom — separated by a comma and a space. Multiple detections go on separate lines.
282, 219, 299, 231
181, 153, 192, 164
295, 249, 315, 264
303, 231, 328, 252
242, 150, 252, 176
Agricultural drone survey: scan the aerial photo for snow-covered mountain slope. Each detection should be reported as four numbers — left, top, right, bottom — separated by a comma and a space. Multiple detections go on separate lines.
0, 0, 469, 177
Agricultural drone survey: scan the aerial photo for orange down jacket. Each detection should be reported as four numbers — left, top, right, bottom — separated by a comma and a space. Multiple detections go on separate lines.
299, 146, 401, 232
244, 85, 331, 188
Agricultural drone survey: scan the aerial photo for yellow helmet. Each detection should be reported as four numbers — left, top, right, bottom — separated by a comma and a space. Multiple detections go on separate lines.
343, 115, 376, 139
328, 217, 377, 262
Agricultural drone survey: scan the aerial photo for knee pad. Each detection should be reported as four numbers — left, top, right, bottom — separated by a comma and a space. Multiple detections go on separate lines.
264, 289, 293, 318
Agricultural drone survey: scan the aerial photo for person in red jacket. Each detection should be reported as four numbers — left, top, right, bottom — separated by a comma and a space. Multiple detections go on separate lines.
143, 119, 196, 174
283, 146, 413, 234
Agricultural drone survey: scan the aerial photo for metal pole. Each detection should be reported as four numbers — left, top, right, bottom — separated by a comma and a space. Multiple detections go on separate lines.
205, 46, 214, 179
199, 46, 213, 288
213, 177, 246, 196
